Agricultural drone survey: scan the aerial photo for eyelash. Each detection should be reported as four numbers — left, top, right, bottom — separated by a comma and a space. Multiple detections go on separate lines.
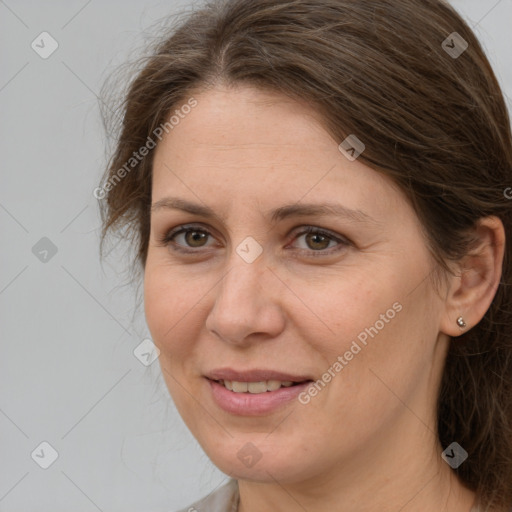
156, 224, 351, 257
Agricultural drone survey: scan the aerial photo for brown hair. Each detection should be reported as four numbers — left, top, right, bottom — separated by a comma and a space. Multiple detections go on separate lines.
97, 0, 512, 508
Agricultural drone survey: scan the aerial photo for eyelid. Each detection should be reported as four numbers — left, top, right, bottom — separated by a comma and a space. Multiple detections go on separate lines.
158, 223, 351, 255
287, 226, 350, 256
160, 223, 218, 252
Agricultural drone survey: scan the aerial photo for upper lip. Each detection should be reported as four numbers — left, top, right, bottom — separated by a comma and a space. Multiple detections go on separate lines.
205, 368, 313, 383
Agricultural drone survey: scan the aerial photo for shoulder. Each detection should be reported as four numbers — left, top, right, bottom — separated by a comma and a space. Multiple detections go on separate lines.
173, 478, 239, 512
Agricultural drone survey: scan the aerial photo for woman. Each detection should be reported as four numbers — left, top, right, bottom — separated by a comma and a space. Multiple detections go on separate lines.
97, 0, 512, 510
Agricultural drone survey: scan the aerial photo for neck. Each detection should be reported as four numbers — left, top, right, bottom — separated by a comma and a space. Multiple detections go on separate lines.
237, 413, 476, 512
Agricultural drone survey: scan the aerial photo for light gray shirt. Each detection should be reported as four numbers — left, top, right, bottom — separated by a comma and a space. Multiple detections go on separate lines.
174, 478, 500, 512
175, 479, 239, 512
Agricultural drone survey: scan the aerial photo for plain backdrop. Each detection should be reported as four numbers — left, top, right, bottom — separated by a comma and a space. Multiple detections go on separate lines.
1, 1, 511, 511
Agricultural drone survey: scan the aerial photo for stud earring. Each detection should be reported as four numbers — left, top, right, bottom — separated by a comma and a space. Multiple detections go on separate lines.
456, 316, 466, 329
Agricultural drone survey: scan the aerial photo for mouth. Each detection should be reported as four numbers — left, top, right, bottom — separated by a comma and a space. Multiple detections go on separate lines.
204, 368, 315, 414
205, 368, 314, 393
208, 378, 312, 394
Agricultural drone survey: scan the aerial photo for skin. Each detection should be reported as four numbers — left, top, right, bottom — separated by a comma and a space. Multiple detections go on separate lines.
143, 84, 505, 512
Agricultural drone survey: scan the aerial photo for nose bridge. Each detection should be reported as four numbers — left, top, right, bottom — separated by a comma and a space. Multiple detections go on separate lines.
221, 230, 270, 295
217, 249, 268, 311
206, 246, 283, 343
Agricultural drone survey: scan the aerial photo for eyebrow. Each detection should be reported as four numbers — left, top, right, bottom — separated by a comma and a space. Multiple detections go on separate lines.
150, 197, 381, 225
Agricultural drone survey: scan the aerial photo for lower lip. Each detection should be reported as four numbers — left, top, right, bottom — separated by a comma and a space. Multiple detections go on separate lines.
206, 378, 312, 416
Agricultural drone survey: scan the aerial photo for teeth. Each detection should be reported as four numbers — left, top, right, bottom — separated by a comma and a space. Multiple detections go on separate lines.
267, 379, 283, 391
219, 379, 297, 393
231, 381, 248, 392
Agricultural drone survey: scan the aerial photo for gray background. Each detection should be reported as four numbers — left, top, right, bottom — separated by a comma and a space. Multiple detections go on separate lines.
1, 1, 511, 511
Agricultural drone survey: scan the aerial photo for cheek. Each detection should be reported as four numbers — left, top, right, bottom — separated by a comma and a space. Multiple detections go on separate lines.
143, 266, 203, 416
143, 263, 201, 358
312, 293, 435, 427
298, 270, 395, 354
296, 267, 426, 400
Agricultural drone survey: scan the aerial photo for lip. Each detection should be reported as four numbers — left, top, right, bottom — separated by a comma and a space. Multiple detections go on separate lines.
205, 367, 313, 383
206, 378, 313, 416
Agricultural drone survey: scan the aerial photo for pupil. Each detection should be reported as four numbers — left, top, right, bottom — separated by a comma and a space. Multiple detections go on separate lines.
187, 231, 206, 247
308, 233, 328, 250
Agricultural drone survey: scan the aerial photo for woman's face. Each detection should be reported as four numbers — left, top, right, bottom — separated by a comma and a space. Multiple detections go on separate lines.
144, 84, 450, 484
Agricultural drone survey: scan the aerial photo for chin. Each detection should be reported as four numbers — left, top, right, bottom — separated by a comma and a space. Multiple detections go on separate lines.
203, 439, 315, 484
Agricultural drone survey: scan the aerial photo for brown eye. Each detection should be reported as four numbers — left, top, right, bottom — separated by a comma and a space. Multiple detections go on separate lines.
290, 227, 350, 257
157, 225, 215, 253
158, 224, 350, 257
183, 229, 209, 248
304, 231, 331, 251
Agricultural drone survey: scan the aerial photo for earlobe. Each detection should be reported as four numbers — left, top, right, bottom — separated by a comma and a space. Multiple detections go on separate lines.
439, 216, 505, 338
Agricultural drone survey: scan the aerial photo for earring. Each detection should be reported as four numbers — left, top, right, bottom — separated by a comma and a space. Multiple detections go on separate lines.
456, 316, 466, 329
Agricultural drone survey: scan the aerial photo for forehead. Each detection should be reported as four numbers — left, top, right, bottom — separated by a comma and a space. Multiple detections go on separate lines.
151, 85, 403, 220
155, 85, 336, 160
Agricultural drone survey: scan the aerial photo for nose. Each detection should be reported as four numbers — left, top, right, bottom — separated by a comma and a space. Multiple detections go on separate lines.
205, 254, 286, 346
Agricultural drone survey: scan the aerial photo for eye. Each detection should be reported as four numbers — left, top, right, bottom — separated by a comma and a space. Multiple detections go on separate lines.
156, 224, 350, 256
289, 226, 350, 256
157, 224, 216, 253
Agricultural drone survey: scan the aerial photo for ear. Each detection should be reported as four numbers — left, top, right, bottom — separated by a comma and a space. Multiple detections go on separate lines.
440, 216, 506, 337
